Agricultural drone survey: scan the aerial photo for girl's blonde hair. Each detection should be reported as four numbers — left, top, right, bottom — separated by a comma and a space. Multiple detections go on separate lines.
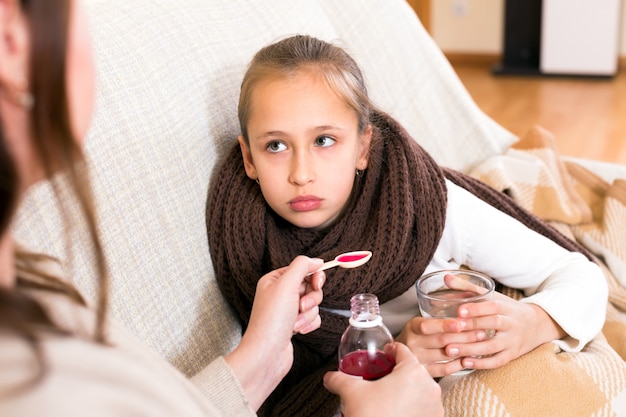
238, 35, 375, 143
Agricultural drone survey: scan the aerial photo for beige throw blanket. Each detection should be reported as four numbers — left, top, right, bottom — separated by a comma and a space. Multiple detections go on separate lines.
437, 125, 626, 417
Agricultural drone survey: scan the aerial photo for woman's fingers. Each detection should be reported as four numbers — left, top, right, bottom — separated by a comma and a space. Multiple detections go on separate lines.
294, 306, 321, 334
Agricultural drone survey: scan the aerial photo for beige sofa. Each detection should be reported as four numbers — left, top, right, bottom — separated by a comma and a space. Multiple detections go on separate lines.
13, 0, 626, 414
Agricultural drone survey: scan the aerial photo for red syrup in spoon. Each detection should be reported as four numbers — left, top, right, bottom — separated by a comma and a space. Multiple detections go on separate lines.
337, 253, 369, 263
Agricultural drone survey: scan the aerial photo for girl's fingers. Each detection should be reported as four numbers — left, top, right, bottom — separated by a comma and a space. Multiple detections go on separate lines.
444, 273, 490, 295
412, 316, 465, 334
425, 358, 465, 378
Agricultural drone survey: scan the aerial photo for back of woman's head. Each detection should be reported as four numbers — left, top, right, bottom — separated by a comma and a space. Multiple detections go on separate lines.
0, 0, 72, 232
2, 0, 108, 341
0, 0, 109, 395
238, 35, 374, 143
26, 0, 82, 175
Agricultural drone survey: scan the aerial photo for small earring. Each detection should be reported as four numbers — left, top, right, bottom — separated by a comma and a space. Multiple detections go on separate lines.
16, 91, 35, 109
355, 169, 364, 177
1, 78, 35, 109
255, 179, 260, 185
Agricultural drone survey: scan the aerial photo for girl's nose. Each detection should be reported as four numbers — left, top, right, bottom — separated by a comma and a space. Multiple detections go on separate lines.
289, 150, 315, 185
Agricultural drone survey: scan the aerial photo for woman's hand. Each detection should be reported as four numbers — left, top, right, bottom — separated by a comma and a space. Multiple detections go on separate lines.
248, 255, 325, 337
225, 256, 325, 410
324, 343, 444, 417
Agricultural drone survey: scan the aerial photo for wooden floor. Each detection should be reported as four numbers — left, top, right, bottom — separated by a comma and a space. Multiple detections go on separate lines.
451, 63, 626, 165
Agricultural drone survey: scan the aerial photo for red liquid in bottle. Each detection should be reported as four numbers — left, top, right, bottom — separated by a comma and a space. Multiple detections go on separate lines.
339, 350, 396, 380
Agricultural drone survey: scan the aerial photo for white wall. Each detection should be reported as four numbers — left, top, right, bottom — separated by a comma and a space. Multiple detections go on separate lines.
430, 0, 626, 57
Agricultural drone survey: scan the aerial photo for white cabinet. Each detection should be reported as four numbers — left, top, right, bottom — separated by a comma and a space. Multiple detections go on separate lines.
540, 0, 621, 76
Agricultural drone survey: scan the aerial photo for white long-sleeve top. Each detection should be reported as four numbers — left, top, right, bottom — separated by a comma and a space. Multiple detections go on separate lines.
377, 179, 607, 352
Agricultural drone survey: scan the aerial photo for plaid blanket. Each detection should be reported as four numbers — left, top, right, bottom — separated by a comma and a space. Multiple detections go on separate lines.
436, 125, 626, 417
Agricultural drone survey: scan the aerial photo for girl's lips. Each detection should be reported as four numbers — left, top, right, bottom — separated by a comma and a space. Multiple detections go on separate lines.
289, 195, 322, 212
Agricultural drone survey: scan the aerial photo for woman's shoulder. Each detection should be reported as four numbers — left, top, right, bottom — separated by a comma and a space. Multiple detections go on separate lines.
0, 328, 221, 417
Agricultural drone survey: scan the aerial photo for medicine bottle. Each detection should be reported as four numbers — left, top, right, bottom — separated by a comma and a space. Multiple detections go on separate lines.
338, 293, 395, 380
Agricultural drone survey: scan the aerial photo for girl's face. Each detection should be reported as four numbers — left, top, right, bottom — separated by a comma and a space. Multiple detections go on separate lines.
240, 70, 371, 229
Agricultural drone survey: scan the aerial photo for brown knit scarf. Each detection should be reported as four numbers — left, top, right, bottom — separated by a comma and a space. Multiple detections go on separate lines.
206, 110, 593, 417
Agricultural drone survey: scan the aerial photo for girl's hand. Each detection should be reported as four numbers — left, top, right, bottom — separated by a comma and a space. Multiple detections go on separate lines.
395, 315, 486, 377
397, 287, 566, 377
396, 273, 493, 377
446, 291, 566, 370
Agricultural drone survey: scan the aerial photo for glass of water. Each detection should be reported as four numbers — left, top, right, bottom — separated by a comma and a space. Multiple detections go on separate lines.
416, 269, 495, 375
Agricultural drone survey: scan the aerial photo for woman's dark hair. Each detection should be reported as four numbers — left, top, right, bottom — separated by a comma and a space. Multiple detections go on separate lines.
0, 131, 17, 236
1, 0, 109, 394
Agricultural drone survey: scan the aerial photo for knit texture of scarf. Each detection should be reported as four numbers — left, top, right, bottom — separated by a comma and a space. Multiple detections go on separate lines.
206, 110, 593, 417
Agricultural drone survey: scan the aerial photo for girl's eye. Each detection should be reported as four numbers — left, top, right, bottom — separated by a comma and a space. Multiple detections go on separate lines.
267, 141, 287, 153
314, 135, 335, 147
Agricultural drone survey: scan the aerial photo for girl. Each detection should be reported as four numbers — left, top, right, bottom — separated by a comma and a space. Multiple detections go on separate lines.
206, 35, 608, 417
